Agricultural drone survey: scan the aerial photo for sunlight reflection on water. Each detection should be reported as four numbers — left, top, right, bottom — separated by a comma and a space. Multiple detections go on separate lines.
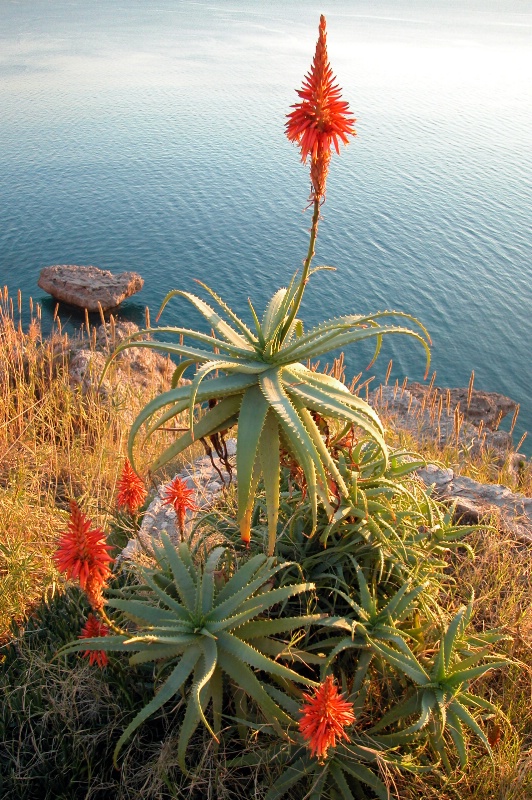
1, 0, 531, 450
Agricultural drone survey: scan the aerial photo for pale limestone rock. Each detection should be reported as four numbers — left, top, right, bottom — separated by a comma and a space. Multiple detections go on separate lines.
119, 439, 237, 562
372, 385, 518, 456
68, 322, 174, 403
417, 463, 532, 544
407, 382, 517, 431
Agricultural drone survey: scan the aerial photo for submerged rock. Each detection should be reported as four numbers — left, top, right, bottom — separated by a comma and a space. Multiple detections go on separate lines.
38, 265, 143, 311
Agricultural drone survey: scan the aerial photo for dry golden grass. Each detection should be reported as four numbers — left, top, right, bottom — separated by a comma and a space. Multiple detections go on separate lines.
0, 288, 190, 639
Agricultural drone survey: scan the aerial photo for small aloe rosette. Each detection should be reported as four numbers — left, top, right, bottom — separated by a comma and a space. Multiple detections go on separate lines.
57, 534, 324, 767
101, 15, 430, 557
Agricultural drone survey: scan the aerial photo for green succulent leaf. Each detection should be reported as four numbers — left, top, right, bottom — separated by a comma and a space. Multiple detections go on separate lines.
158, 289, 254, 350
237, 386, 271, 525
194, 280, 257, 345
260, 410, 282, 555
113, 644, 201, 765
150, 395, 241, 471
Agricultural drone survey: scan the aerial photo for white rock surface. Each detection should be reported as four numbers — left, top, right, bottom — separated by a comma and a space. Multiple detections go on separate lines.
119, 439, 236, 562
418, 463, 532, 544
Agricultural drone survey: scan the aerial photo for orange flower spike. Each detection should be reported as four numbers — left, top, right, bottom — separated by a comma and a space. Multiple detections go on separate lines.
162, 476, 198, 538
117, 458, 147, 514
54, 501, 113, 591
286, 15, 356, 201
79, 614, 110, 668
299, 674, 355, 761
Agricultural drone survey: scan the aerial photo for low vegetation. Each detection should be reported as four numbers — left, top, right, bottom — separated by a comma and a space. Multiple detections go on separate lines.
1, 15, 531, 800
1, 290, 531, 798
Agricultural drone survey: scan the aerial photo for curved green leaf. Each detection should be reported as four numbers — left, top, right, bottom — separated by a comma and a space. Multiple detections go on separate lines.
259, 368, 328, 489
150, 395, 241, 471
259, 410, 281, 556
236, 386, 270, 524
220, 648, 294, 727
195, 280, 257, 345
158, 289, 254, 350
113, 645, 201, 765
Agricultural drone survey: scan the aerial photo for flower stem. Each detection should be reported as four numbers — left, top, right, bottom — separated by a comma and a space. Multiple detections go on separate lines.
281, 198, 320, 341
99, 606, 127, 636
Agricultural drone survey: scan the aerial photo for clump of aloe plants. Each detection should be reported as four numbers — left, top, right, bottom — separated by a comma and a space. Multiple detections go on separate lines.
101, 18, 430, 558
55, 15, 510, 799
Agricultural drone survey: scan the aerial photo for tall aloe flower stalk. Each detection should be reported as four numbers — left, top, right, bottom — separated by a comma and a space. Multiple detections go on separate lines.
285, 14, 356, 341
102, 15, 430, 556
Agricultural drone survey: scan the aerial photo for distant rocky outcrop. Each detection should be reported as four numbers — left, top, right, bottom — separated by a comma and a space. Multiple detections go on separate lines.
371, 384, 522, 466
38, 265, 143, 311
406, 382, 518, 431
371, 383, 530, 543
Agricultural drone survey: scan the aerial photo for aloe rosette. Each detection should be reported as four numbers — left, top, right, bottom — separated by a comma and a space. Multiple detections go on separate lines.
58, 534, 323, 767
101, 14, 431, 555
104, 277, 430, 555
100, 14, 432, 555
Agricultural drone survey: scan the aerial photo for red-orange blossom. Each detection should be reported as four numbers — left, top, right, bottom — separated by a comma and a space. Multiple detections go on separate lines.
116, 458, 148, 514
286, 15, 356, 202
79, 614, 110, 668
299, 674, 355, 760
54, 501, 113, 610
162, 476, 198, 537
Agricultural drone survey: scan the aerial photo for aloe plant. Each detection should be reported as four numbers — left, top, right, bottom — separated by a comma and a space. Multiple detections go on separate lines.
58, 534, 323, 767
103, 278, 430, 555
258, 735, 399, 800
367, 600, 510, 769
100, 11, 431, 557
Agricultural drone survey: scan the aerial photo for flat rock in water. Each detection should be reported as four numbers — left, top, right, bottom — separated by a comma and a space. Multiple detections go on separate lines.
38, 264, 143, 311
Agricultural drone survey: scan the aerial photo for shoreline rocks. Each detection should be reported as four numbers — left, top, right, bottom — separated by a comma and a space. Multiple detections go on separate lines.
67, 321, 175, 420
371, 384, 525, 468
417, 464, 532, 545
38, 265, 143, 311
406, 382, 518, 431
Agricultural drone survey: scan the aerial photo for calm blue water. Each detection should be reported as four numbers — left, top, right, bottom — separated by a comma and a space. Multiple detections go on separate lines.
1, 1, 531, 453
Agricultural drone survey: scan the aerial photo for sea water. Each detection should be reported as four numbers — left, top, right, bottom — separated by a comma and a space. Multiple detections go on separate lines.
1, 0, 531, 451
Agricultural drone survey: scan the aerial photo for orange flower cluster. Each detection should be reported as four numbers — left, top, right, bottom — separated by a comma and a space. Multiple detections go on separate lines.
299, 674, 355, 760
79, 614, 110, 668
286, 15, 356, 202
162, 476, 198, 538
54, 501, 113, 610
116, 458, 147, 514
